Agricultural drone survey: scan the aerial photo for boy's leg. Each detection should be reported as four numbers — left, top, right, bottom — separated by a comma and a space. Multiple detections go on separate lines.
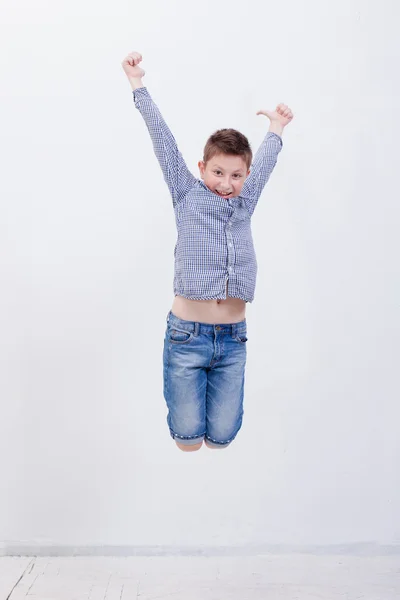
205, 324, 248, 449
176, 441, 203, 452
163, 313, 211, 450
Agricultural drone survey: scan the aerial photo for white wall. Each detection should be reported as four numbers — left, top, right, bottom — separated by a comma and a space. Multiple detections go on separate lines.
1, 0, 399, 553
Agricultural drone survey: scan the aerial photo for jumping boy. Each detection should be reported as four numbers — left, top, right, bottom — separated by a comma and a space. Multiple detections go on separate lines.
122, 51, 293, 452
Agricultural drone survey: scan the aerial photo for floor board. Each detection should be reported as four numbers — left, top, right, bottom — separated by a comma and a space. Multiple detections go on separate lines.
0, 555, 399, 599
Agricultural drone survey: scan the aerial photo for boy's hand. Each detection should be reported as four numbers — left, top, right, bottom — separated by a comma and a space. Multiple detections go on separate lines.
257, 104, 294, 128
121, 52, 145, 82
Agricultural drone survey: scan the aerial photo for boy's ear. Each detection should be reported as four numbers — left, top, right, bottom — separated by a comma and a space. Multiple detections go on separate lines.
198, 160, 205, 176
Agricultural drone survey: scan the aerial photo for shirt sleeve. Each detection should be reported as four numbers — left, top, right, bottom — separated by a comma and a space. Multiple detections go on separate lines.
240, 132, 283, 216
133, 87, 197, 207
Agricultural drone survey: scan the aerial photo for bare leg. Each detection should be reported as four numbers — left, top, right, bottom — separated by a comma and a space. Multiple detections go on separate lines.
176, 441, 203, 452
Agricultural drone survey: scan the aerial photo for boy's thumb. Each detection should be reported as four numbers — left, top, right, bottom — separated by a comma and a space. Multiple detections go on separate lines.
256, 109, 273, 119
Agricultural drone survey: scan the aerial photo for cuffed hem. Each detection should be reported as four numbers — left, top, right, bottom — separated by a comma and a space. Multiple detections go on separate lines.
169, 429, 205, 446
204, 432, 238, 447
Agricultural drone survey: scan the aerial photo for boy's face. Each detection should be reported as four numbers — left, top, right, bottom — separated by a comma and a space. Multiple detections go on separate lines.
198, 153, 250, 199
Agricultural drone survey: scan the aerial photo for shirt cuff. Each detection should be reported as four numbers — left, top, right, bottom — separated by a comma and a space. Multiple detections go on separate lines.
132, 86, 150, 105
267, 131, 283, 147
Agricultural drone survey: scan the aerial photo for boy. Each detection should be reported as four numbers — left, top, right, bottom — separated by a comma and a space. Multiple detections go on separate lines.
122, 51, 293, 452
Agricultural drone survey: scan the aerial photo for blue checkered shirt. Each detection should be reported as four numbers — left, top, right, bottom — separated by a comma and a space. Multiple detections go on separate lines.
133, 87, 283, 302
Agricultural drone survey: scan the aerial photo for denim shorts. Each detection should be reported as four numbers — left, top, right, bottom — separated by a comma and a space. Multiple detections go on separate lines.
163, 310, 248, 447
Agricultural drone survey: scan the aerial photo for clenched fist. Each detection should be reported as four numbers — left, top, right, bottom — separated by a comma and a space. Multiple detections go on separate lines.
121, 51, 145, 80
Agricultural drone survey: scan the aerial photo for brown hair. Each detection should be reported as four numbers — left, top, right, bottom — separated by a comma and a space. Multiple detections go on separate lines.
203, 128, 252, 169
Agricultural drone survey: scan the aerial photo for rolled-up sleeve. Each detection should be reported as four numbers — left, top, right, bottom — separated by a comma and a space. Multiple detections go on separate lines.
133, 87, 197, 207
240, 132, 283, 216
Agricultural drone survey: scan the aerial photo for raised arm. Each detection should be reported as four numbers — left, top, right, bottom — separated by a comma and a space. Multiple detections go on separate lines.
122, 52, 197, 207
241, 103, 294, 216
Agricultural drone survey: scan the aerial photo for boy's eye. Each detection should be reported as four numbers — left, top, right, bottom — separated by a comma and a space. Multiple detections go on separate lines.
214, 171, 242, 177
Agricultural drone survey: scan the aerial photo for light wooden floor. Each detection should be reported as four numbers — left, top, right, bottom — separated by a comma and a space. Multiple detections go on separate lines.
1, 555, 399, 599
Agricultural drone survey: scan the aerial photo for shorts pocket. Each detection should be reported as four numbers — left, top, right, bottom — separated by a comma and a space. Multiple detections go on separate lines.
235, 332, 248, 343
168, 326, 194, 345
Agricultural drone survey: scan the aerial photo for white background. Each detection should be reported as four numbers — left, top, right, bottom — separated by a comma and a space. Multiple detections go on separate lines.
0, 0, 399, 552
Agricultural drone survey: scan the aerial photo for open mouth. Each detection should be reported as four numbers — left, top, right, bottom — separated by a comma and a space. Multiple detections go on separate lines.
215, 191, 232, 198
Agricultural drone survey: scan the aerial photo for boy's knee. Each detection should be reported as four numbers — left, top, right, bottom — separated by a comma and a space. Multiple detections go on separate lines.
176, 441, 203, 452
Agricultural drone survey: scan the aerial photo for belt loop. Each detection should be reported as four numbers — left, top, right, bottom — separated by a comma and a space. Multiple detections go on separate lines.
194, 321, 199, 336
166, 311, 170, 323
231, 322, 236, 339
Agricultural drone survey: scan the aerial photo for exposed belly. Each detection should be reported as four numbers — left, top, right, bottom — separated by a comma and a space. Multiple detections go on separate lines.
171, 281, 246, 324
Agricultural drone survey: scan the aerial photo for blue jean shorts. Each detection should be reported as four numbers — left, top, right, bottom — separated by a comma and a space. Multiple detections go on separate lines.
163, 310, 248, 447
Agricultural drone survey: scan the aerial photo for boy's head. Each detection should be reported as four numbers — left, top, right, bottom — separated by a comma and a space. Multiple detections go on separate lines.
198, 129, 252, 198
